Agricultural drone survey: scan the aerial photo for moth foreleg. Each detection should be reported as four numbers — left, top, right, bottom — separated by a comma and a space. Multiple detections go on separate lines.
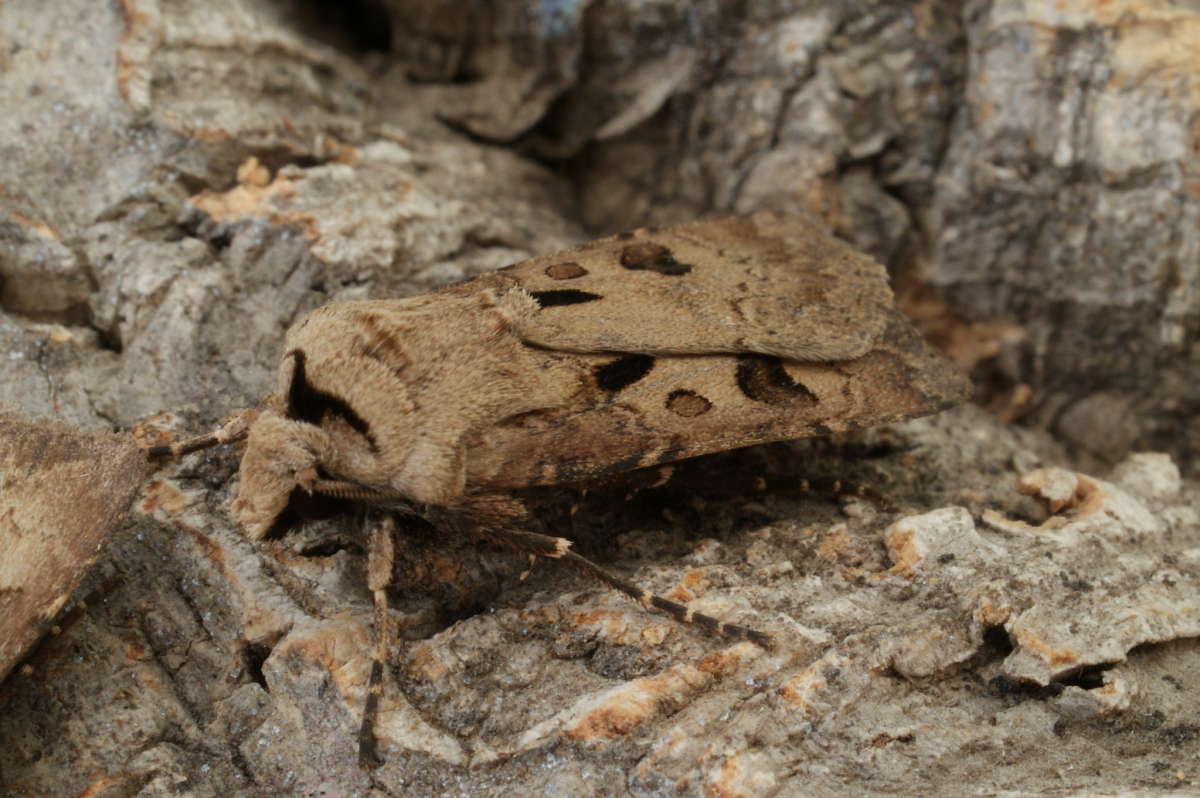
478, 526, 773, 649
357, 515, 397, 770
145, 408, 257, 459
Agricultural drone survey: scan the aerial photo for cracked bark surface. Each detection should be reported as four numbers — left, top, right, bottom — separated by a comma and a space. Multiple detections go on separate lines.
1, 1, 1198, 796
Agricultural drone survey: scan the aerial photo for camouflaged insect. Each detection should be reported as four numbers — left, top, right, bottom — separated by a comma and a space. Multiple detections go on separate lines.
150, 210, 968, 766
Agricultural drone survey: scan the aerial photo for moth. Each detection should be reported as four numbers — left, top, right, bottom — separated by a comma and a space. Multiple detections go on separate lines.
149, 211, 968, 766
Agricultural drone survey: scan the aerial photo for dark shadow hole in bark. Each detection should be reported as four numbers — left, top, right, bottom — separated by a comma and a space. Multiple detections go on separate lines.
299, 538, 362, 558
982, 624, 1014, 657
988, 675, 1063, 700
1057, 664, 1109, 691
243, 643, 273, 691
291, 0, 393, 54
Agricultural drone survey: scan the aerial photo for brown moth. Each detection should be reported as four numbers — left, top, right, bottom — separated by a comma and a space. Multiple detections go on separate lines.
150, 211, 968, 766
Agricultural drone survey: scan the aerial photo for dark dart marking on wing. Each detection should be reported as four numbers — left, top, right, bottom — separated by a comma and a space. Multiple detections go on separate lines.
531, 289, 603, 307
594, 354, 656, 392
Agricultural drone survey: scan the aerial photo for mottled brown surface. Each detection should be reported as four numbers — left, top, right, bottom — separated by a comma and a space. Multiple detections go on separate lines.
228, 212, 963, 538
0, 409, 152, 683
506, 213, 895, 362
470, 311, 967, 492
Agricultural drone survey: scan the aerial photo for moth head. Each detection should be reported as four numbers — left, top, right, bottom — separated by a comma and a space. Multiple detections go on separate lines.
232, 341, 417, 537
232, 346, 362, 539
231, 405, 334, 539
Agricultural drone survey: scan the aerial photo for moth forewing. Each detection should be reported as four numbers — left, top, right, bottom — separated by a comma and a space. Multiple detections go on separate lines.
464, 311, 967, 491
500, 212, 895, 362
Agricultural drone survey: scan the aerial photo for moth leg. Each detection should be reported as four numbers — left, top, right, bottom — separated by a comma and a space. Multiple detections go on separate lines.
357, 515, 396, 770
479, 527, 772, 649
670, 467, 894, 512
773, 475, 892, 511
145, 408, 257, 458
565, 463, 893, 511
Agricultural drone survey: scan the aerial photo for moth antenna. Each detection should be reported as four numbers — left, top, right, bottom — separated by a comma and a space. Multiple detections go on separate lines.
478, 527, 773, 649
311, 479, 413, 506
358, 516, 397, 769
145, 409, 257, 459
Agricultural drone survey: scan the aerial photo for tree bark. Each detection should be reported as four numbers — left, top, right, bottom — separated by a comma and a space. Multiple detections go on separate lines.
0, 2, 1197, 795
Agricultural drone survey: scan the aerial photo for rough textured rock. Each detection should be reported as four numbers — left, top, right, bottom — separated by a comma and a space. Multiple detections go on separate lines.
1, 1, 1197, 797
927, 0, 1200, 471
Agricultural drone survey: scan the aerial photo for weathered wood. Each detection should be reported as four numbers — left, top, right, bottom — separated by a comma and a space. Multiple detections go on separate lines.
0, 409, 151, 681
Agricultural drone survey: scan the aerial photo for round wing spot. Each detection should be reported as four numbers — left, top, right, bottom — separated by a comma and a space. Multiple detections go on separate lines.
666, 389, 712, 417
619, 242, 692, 275
544, 261, 587, 280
